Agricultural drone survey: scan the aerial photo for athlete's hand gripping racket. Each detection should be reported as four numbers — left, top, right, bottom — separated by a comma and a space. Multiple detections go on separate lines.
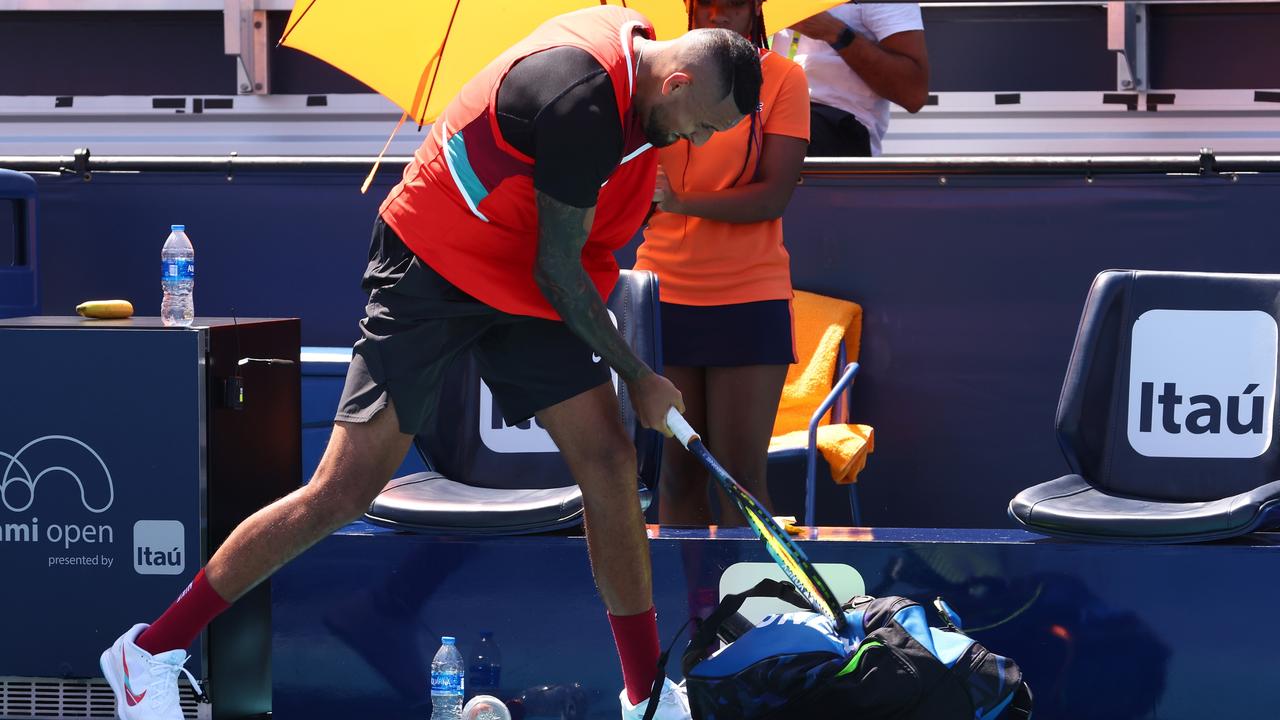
665, 408, 847, 631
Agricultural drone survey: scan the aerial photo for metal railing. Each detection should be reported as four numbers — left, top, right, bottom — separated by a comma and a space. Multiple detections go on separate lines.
3, 149, 1279, 179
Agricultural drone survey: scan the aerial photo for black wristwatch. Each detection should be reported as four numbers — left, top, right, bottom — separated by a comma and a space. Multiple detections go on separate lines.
829, 26, 857, 52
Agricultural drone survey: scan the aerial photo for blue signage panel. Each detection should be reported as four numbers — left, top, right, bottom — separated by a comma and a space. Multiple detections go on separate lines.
273, 524, 1280, 720
0, 326, 205, 677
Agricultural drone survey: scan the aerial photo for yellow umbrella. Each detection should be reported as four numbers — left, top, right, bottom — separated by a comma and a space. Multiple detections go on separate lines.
281, 0, 844, 127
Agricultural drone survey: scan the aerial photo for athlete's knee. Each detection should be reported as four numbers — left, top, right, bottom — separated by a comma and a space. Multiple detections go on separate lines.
575, 429, 637, 486
304, 468, 385, 527
333, 486, 379, 525
305, 488, 370, 530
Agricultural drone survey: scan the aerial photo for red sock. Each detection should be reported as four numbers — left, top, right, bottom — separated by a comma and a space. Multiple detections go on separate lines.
608, 607, 661, 706
136, 569, 231, 655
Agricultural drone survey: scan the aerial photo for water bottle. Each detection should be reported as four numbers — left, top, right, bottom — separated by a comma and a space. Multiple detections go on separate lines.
468, 631, 502, 699
161, 224, 195, 327
431, 636, 465, 720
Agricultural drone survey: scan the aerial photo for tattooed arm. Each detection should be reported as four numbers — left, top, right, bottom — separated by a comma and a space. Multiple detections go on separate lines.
533, 190, 683, 431
510, 56, 682, 430
533, 190, 649, 383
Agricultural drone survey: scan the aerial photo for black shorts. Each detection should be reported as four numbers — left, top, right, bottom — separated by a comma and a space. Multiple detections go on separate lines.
660, 300, 796, 367
335, 218, 613, 435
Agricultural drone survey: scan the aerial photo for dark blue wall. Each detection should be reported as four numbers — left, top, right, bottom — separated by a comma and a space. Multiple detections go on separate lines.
779, 172, 1280, 527
26, 167, 1280, 528
34, 170, 390, 346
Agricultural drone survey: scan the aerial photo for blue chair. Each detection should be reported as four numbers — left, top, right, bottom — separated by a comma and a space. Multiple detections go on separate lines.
768, 347, 864, 527
1010, 270, 1280, 542
767, 289, 871, 527
0, 170, 38, 318
365, 270, 663, 534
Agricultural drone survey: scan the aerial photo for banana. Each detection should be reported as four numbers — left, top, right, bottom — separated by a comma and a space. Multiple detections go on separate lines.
76, 299, 135, 319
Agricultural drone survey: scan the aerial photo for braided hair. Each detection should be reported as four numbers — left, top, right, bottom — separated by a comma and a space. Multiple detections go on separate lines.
687, 1, 768, 50
687, 1, 766, 186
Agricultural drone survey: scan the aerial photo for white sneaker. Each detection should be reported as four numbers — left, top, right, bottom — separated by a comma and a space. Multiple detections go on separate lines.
620, 677, 691, 720
99, 624, 204, 720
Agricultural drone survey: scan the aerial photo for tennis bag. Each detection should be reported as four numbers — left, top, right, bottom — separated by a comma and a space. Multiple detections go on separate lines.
676, 579, 1033, 720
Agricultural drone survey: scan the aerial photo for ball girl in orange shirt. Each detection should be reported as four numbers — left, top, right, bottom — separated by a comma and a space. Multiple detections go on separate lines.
635, 0, 809, 525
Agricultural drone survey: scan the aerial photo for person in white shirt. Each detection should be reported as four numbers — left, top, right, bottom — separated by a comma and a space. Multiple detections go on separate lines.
774, 3, 929, 156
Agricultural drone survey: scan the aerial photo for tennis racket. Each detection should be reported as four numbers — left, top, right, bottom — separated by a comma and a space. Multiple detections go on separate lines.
665, 408, 847, 631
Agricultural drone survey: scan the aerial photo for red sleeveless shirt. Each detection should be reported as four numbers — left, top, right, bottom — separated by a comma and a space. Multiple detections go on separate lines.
379, 6, 658, 319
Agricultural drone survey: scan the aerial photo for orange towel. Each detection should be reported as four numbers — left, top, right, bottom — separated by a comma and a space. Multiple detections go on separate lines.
770, 291, 872, 484
769, 424, 874, 485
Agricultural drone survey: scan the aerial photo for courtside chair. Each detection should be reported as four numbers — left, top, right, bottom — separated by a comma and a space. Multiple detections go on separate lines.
768, 290, 874, 527
0, 170, 38, 318
364, 270, 663, 534
1010, 270, 1280, 542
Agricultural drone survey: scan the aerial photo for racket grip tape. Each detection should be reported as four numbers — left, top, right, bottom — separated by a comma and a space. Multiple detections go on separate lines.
665, 407, 699, 447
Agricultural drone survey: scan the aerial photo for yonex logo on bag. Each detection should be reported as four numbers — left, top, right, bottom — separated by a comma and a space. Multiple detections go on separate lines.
1127, 309, 1278, 458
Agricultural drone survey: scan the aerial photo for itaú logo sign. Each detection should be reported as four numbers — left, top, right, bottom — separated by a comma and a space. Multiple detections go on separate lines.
1127, 310, 1277, 458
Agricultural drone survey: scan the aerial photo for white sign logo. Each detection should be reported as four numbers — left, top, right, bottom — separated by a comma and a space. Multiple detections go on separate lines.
479, 310, 621, 454
133, 520, 186, 575
0, 436, 124, 563
1127, 309, 1278, 458
1, 435, 114, 513
478, 392, 559, 454
720, 562, 865, 626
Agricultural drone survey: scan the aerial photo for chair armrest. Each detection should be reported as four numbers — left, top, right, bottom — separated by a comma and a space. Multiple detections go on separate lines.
833, 342, 852, 424
805, 362, 861, 527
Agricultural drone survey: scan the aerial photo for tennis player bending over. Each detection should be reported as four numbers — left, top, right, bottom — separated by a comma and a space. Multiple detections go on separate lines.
98, 7, 761, 720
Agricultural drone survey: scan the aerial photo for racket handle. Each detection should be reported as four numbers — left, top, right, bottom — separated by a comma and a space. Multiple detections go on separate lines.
665, 407, 699, 447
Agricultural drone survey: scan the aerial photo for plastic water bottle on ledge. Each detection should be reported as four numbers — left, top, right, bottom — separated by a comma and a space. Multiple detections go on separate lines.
469, 631, 502, 699
161, 224, 195, 327
431, 636, 465, 720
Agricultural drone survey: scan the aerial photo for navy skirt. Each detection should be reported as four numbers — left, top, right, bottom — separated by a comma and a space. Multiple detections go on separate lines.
660, 299, 796, 367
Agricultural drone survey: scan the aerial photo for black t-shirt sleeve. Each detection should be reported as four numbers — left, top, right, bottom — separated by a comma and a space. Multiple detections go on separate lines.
496, 47, 623, 208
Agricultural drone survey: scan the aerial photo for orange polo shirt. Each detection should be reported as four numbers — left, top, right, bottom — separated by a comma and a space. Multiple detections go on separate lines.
635, 50, 809, 306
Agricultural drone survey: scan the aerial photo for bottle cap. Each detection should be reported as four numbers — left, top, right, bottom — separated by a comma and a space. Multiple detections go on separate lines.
171, 224, 185, 231
442, 636, 456, 645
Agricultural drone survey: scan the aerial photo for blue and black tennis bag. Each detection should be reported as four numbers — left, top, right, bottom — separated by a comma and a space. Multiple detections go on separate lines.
661, 579, 1033, 720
